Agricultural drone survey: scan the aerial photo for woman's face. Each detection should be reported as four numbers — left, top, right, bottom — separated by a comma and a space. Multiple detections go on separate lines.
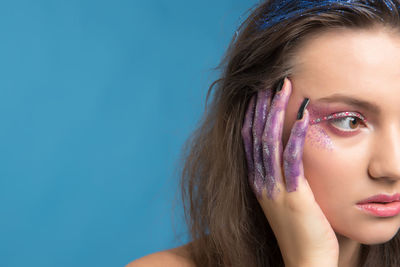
282, 26, 400, 244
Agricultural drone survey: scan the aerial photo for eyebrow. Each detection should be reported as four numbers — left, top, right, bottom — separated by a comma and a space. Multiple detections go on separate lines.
314, 94, 380, 114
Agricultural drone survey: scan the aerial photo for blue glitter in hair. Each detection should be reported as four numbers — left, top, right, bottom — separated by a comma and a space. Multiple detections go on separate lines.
258, 0, 399, 30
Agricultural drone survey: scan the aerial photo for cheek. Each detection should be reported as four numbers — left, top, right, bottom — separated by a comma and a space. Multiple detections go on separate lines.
302, 134, 369, 219
302, 126, 400, 243
302, 131, 375, 238
302, 140, 348, 207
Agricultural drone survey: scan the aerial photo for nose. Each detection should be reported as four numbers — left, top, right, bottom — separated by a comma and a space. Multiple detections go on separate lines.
368, 123, 400, 182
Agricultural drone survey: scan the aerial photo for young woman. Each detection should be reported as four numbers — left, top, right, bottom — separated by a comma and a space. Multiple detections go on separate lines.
130, 1, 400, 266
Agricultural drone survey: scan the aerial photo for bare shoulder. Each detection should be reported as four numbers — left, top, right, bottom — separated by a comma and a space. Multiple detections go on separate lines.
126, 244, 195, 267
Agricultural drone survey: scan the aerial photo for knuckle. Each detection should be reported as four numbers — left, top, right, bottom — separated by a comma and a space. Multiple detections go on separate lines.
261, 132, 275, 144
254, 163, 264, 177
283, 195, 303, 213
241, 127, 251, 140
283, 149, 299, 163
262, 143, 273, 158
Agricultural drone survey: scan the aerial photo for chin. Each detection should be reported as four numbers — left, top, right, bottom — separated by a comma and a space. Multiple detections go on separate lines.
334, 222, 400, 245
358, 231, 399, 245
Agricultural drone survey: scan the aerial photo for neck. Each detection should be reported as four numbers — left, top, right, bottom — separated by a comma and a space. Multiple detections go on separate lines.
337, 234, 361, 267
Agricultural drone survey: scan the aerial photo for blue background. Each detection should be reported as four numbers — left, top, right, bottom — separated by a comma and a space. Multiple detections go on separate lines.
0, 0, 257, 266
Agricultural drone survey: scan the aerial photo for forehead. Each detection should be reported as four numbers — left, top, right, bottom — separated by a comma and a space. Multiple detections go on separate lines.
290, 26, 400, 101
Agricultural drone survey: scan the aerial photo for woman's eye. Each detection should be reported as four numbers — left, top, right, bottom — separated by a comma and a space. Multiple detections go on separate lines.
330, 116, 363, 131
310, 112, 368, 133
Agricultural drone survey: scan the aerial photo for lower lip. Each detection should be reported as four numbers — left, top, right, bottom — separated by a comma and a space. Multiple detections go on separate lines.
356, 201, 400, 217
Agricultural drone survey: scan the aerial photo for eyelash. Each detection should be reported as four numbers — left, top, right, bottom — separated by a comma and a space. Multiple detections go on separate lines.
310, 111, 368, 130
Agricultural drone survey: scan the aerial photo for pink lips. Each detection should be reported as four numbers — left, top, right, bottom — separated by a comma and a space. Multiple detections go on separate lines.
357, 193, 400, 204
356, 193, 400, 217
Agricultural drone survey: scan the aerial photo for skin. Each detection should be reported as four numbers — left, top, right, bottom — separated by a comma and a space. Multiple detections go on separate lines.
243, 78, 339, 267
127, 25, 400, 267
287, 26, 400, 266
244, 26, 400, 267
243, 88, 309, 198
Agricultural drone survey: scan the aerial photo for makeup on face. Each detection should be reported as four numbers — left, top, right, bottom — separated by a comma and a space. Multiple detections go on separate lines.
310, 111, 367, 126
304, 98, 373, 150
306, 123, 334, 151
309, 102, 369, 128
308, 94, 377, 129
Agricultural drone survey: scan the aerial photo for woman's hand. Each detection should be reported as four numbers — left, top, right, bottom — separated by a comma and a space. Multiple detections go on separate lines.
241, 78, 339, 267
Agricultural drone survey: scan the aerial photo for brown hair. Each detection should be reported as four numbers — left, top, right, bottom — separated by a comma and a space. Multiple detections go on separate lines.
179, 1, 400, 266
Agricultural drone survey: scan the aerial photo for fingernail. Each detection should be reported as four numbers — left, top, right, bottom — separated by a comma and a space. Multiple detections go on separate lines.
296, 98, 310, 120
275, 78, 285, 92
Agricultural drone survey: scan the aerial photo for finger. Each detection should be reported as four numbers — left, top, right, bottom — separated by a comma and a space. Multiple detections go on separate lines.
252, 89, 273, 195
262, 78, 292, 199
241, 95, 256, 179
283, 99, 310, 193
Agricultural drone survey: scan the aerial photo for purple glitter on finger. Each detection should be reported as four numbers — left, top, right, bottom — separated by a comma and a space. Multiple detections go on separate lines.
284, 113, 309, 192
261, 83, 292, 199
250, 90, 273, 197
